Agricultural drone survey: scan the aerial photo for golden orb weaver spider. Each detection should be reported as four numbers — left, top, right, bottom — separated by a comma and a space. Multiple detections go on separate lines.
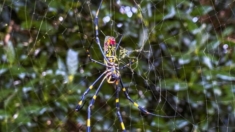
75, 0, 173, 131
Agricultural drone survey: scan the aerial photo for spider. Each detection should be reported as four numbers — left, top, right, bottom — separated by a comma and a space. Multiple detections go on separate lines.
75, 0, 172, 131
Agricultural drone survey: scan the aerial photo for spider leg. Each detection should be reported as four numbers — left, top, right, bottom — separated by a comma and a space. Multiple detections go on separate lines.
119, 78, 175, 118
86, 41, 107, 67
116, 34, 123, 51
120, 59, 135, 70
115, 81, 126, 132
94, 0, 109, 62
75, 70, 108, 111
87, 73, 109, 132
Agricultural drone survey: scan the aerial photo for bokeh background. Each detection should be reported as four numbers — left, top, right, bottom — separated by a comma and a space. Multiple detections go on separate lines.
1, 0, 235, 131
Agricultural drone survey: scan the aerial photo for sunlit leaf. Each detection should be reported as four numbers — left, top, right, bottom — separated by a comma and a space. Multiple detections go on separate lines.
217, 74, 235, 81
66, 49, 79, 75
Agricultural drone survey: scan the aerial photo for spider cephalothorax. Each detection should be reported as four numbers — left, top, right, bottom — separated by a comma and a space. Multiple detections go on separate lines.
104, 36, 117, 63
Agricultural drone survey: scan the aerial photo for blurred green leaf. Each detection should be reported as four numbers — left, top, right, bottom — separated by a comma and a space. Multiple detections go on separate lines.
0, 110, 10, 120
4, 42, 15, 64
191, 6, 213, 16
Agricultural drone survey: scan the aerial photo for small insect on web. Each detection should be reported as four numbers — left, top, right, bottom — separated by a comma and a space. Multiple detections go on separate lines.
75, 0, 175, 131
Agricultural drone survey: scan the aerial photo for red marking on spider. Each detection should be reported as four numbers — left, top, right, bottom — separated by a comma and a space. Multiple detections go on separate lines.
107, 37, 116, 45
110, 39, 116, 45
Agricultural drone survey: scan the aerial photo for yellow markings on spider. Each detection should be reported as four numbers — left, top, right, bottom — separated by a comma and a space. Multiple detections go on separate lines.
87, 119, 91, 127
107, 80, 112, 84
134, 102, 139, 107
121, 122, 125, 130
78, 101, 83, 105
93, 95, 97, 100
89, 85, 93, 89
122, 88, 126, 91
115, 80, 119, 85
116, 99, 119, 103
68, 75, 74, 83
87, 49, 90, 57
96, 9, 99, 16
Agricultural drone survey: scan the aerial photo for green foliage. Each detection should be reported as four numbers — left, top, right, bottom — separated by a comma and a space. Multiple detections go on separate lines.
1, 0, 235, 131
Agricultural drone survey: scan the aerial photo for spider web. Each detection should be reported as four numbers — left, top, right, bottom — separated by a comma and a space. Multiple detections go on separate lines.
1, 0, 235, 131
